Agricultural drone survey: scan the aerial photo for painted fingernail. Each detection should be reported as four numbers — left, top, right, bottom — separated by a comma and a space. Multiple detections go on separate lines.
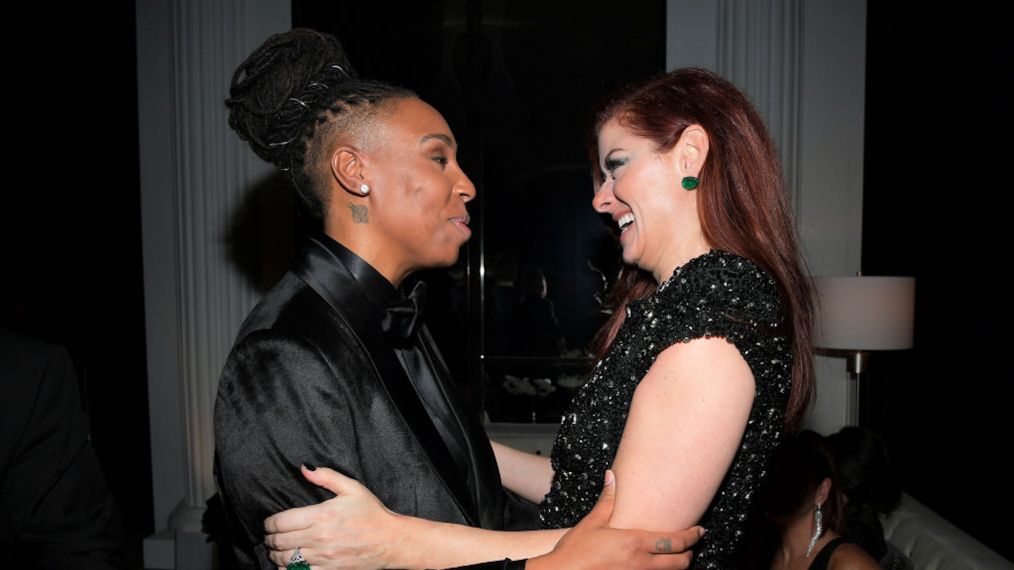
303, 463, 317, 471
699, 527, 708, 537
603, 469, 615, 486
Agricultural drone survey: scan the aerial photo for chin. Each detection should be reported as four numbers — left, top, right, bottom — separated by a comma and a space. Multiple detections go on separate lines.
620, 248, 641, 268
434, 249, 461, 268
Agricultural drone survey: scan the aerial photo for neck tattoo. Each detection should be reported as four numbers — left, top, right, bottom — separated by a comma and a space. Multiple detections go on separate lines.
348, 203, 369, 224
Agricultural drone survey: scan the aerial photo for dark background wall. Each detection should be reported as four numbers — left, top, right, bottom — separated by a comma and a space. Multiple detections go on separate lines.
2, 2, 151, 568
1, 1, 1010, 566
862, 2, 1011, 560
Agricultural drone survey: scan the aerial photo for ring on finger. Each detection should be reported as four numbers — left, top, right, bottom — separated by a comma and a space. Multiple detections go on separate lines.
286, 547, 311, 570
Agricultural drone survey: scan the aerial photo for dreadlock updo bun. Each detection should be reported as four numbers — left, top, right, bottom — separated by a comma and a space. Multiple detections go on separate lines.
226, 28, 415, 218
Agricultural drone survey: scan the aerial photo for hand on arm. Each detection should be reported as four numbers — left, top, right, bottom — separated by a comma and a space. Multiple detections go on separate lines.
259, 337, 745, 569
489, 440, 554, 504
215, 333, 362, 551
264, 466, 566, 570
608, 337, 756, 530
527, 470, 703, 570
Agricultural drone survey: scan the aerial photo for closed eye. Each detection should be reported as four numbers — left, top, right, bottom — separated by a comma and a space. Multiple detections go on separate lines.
603, 156, 626, 179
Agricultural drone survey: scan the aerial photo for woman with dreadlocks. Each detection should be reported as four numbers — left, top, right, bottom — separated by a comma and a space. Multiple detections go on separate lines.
213, 28, 700, 570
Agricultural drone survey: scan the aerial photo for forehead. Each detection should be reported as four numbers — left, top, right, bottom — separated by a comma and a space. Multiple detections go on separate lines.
379, 97, 454, 145
597, 117, 645, 154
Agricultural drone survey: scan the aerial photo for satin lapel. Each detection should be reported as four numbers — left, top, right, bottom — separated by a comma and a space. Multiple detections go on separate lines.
292, 239, 477, 526
419, 325, 496, 524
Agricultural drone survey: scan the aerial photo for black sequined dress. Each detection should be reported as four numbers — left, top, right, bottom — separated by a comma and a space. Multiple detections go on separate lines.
539, 250, 792, 569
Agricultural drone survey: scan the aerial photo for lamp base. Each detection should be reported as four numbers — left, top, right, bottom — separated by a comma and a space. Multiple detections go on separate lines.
846, 350, 870, 374
813, 349, 874, 427
846, 352, 871, 427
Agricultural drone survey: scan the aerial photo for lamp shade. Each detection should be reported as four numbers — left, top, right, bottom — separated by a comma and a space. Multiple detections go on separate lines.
814, 276, 915, 351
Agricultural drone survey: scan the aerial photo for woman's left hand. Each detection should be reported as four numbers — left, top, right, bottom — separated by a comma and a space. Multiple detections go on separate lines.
264, 465, 406, 570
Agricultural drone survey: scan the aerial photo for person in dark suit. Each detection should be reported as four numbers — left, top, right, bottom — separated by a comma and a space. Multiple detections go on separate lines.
214, 29, 698, 570
0, 329, 123, 569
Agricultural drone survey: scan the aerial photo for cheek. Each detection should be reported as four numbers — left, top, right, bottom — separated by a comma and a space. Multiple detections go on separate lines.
632, 168, 681, 214
407, 173, 450, 208
401, 187, 454, 244
642, 164, 676, 194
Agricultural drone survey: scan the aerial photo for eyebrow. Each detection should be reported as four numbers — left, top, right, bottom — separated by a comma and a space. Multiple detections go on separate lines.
420, 133, 456, 148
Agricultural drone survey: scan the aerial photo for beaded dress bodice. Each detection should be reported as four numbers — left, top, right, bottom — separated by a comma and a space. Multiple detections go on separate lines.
539, 250, 793, 568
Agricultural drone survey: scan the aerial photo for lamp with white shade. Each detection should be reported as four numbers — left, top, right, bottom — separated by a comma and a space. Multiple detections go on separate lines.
814, 276, 916, 426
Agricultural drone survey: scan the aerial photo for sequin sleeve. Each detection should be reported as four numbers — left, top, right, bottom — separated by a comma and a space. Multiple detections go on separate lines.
649, 252, 788, 374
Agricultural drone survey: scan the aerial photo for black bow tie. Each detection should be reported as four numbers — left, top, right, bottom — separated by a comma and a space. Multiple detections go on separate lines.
381, 281, 427, 341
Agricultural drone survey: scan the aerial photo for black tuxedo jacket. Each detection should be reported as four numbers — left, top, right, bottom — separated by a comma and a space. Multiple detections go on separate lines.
214, 237, 535, 569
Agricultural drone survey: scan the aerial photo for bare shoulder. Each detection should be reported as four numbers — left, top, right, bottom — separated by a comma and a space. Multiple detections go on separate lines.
829, 543, 881, 570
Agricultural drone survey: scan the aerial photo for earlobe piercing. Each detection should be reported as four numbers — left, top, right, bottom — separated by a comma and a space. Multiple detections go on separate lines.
360, 183, 370, 195
681, 176, 699, 191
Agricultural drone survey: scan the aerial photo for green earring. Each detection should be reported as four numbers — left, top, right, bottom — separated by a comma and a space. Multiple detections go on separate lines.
681, 176, 699, 191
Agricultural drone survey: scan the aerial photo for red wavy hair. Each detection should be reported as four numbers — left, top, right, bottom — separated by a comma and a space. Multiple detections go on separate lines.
589, 68, 814, 431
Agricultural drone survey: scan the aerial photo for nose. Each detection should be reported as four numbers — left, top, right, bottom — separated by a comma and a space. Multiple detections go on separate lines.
457, 169, 477, 203
591, 179, 613, 213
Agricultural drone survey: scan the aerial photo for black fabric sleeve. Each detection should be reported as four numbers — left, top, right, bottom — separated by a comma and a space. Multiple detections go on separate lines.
654, 264, 783, 362
214, 330, 363, 570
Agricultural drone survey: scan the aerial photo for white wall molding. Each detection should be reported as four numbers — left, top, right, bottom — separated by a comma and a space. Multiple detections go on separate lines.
668, 0, 803, 206
137, 0, 290, 566
715, 0, 803, 205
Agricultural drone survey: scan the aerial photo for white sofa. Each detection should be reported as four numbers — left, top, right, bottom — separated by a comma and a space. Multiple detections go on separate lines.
882, 494, 1012, 570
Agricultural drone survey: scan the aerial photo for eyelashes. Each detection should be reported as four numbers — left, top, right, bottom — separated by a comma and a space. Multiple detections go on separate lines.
603, 156, 627, 179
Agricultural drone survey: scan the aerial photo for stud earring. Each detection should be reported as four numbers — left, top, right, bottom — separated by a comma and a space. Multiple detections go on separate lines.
681, 176, 699, 191
360, 183, 370, 195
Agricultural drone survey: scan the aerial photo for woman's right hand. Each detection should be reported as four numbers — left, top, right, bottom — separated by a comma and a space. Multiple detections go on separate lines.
263, 465, 407, 570
527, 470, 704, 570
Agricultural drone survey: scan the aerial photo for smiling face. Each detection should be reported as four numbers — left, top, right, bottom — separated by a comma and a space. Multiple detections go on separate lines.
592, 117, 711, 283
345, 97, 476, 282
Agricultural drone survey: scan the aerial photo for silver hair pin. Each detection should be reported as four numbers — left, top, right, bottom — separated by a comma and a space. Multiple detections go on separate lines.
268, 135, 295, 148
331, 64, 349, 76
288, 97, 310, 109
